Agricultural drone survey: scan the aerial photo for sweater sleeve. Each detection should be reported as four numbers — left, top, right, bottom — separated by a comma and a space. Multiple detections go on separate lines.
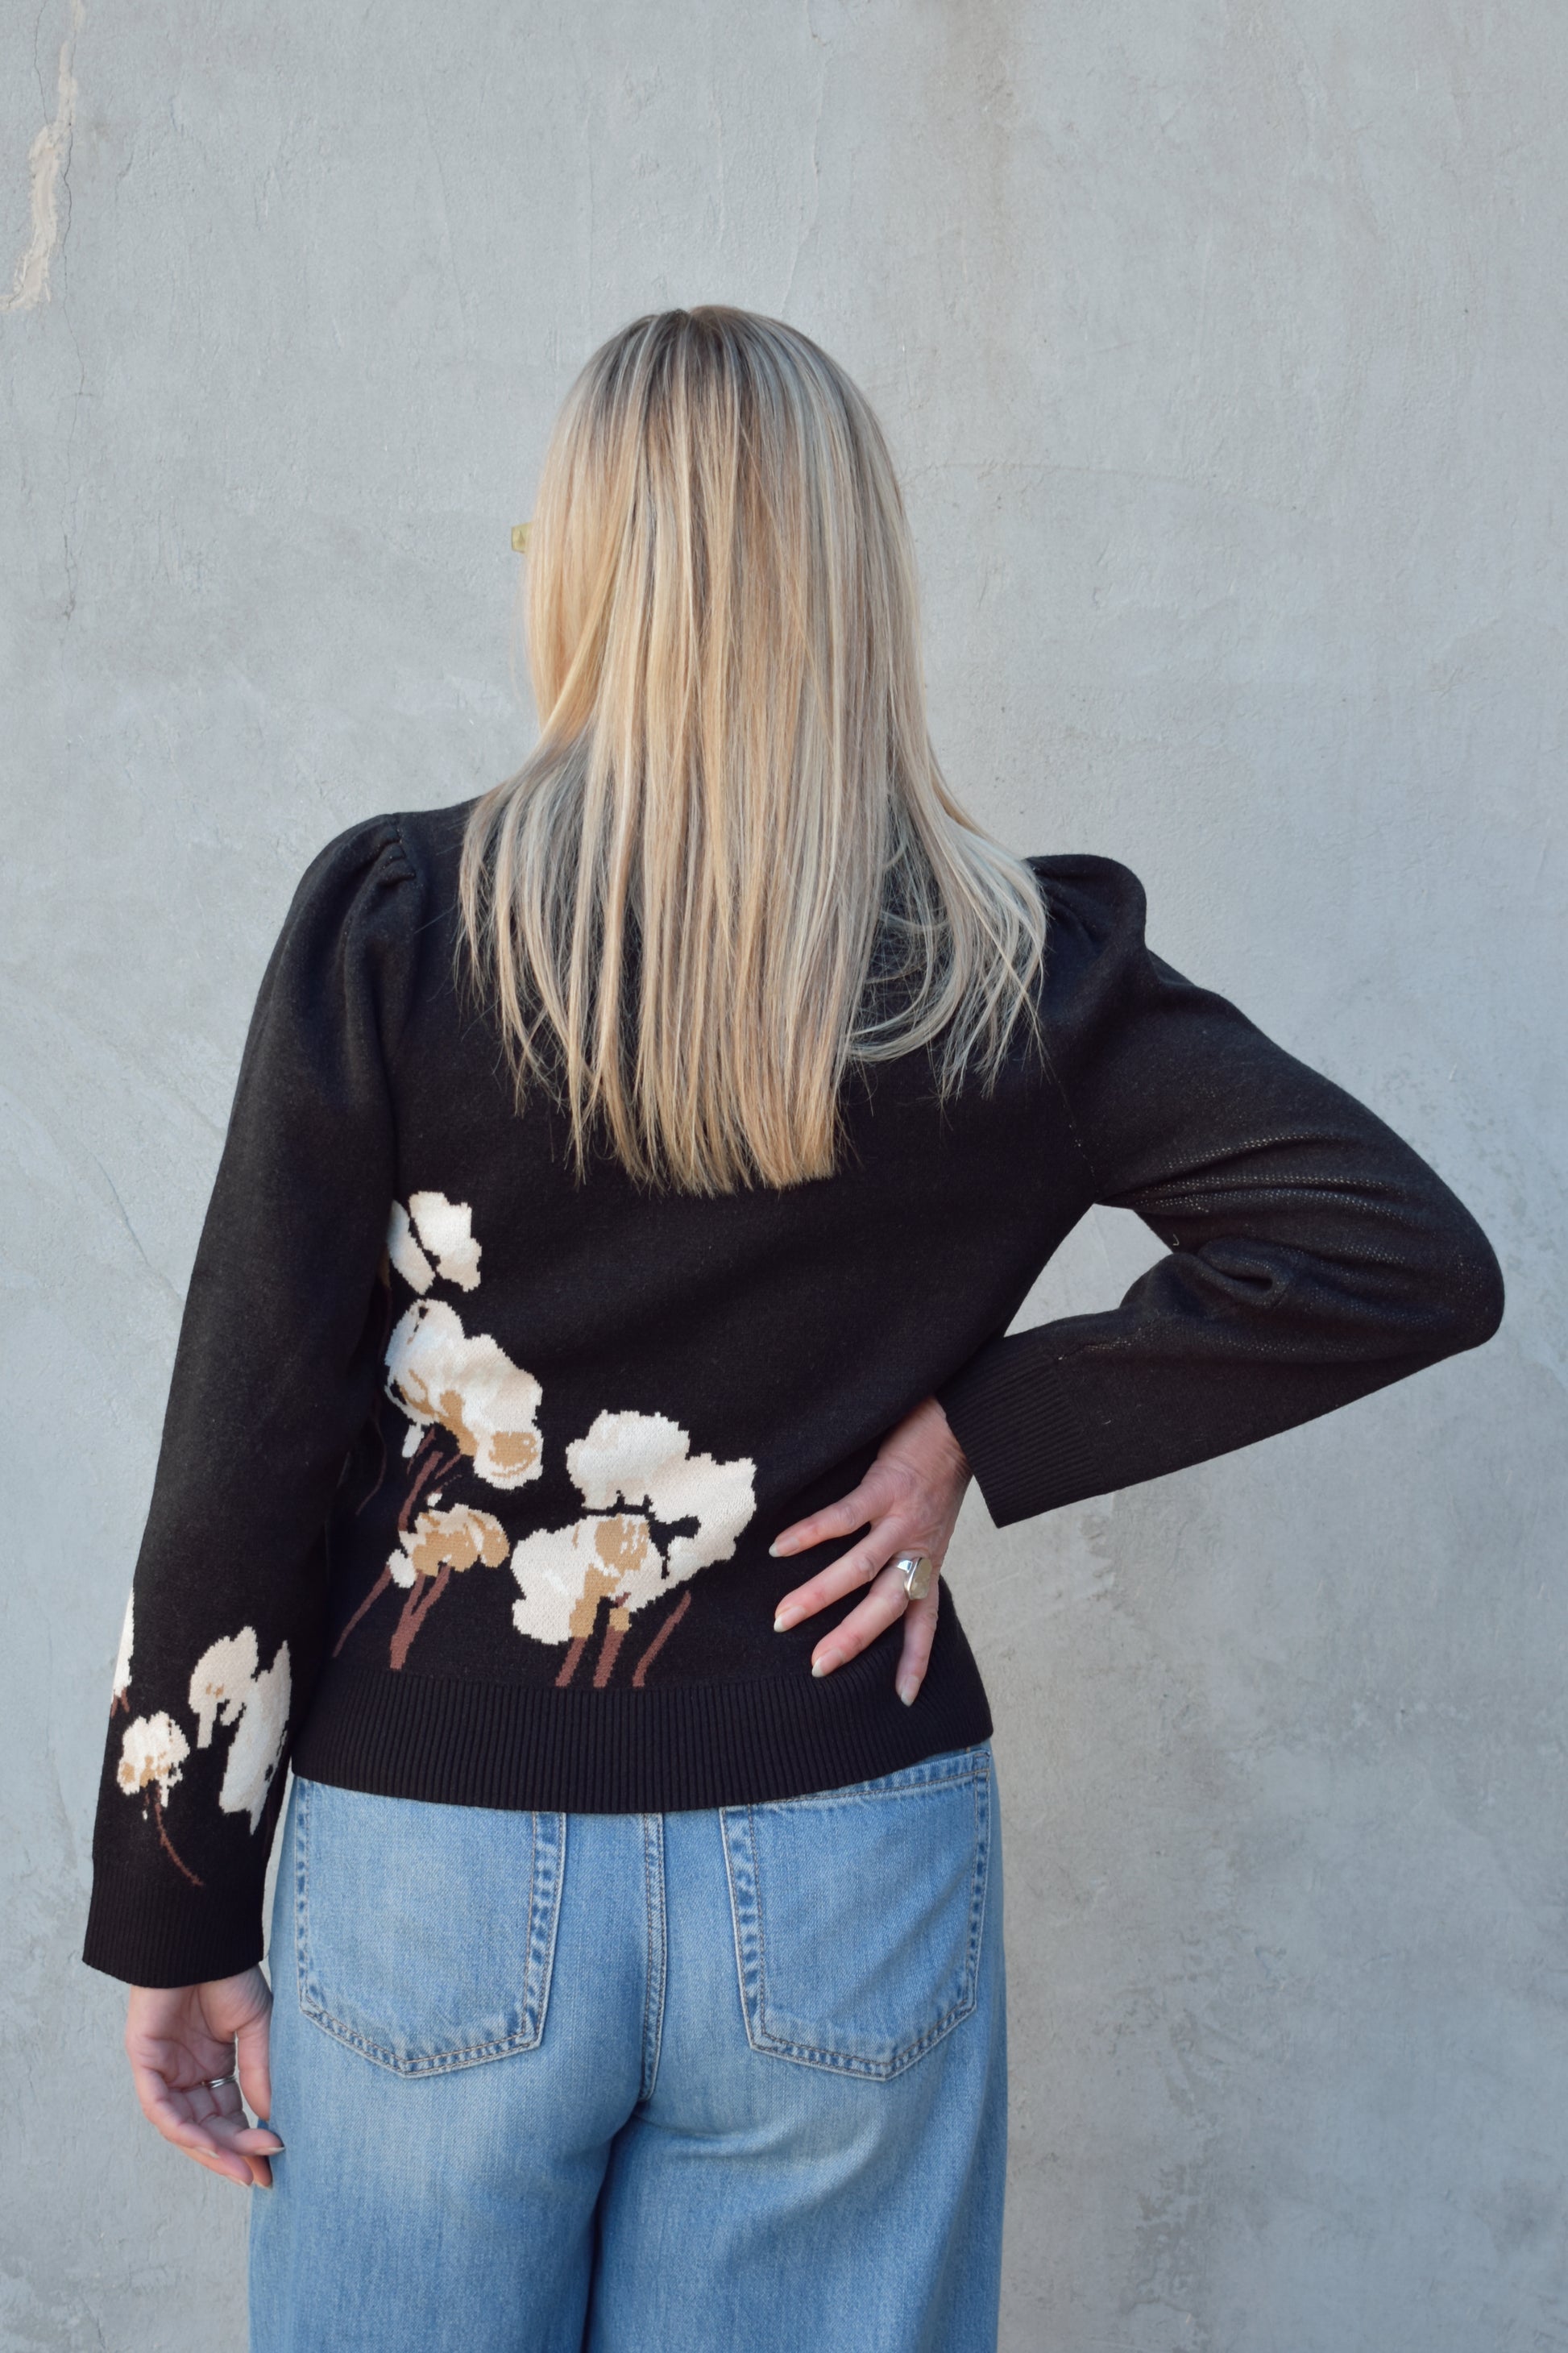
82, 816, 419, 1987
936, 854, 1505, 1530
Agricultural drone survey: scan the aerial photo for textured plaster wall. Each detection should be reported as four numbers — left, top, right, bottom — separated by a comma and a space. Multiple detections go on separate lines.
3, 2, 1565, 2347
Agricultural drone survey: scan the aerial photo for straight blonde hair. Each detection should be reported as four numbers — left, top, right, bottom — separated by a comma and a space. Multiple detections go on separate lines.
458, 306, 1048, 1193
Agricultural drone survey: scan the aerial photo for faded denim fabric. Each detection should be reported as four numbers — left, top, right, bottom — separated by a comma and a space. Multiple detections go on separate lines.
249, 1742, 1007, 2352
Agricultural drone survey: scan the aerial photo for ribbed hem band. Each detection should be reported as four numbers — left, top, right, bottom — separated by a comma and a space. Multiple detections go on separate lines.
292, 1608, 993, 1816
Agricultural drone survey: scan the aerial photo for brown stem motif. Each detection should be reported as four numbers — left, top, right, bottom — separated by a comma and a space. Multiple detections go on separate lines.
630, 1590, 692, 1688
591, 1608, 632, 1688
389, 1562, 452, 1672
151, 1794, 203, 1889
331, 1566, 393, 1659
555, 1629, 591, 1689
110, 1691, 130, 1717
332, 1434, 458, 1662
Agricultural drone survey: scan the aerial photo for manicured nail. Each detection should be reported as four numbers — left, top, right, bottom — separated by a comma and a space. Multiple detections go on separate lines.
811, 1653, 839, 1678
774, 1608, 799, 1633
768, 1538, 786, 1557
898, 1679, 919, 1706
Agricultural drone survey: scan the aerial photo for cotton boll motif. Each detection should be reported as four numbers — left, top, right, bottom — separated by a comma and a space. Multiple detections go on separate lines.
386, 1192, 483, 1296
511, 1413, 756, 1680
189, 1626, 259, 1748
117, 1710, 202, 1886
509, 1511, 665, 1647
566, 1412, 757, 1579
387, 1502, 510, 1588
384, 1299, 543, 1490
406, 1191, 482, 1290
217, 1643, 291, 1832
187, 1629, 292, 1833
118, 1712, 189, 1804
387, 1199, 435, 1294
350, 1189, 754, 1684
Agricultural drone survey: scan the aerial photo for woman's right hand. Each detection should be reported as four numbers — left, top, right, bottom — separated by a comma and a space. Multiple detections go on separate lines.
125, 1965, 285, 2189
769, 1393, 972, 1705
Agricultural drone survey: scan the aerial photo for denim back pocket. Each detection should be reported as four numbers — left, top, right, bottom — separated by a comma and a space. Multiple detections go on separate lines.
720, 1743, 993, 2081
293, 1778, 566, 2077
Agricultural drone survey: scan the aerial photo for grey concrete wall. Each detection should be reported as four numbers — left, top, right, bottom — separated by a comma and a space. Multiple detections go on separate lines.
4, 2, 1563, 2345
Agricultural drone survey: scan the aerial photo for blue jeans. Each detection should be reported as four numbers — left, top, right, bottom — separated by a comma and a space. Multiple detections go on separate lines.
249, 1741, 1007, 2352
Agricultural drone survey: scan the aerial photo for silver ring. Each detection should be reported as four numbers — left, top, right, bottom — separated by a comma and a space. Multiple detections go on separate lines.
893, 1552, 935, 1602
203, 2074, 237, 2091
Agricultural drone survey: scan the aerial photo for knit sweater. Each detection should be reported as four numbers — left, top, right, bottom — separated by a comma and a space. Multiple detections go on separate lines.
83, 800, 1504, 1987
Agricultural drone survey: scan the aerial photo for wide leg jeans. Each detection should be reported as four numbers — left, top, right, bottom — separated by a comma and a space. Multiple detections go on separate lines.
249, 1740, 1007, 2352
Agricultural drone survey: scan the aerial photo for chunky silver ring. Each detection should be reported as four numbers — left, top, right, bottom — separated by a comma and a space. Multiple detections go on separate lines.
893, 1552, 935, 1601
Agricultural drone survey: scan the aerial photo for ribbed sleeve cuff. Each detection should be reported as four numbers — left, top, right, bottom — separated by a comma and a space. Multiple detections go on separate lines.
81, 1872, 265, 1990
936, 1334, 1108, 1528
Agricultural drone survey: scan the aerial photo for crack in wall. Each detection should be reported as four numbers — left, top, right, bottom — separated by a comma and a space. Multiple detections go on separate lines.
779, 0, 827, 317
2, 0, 84, 313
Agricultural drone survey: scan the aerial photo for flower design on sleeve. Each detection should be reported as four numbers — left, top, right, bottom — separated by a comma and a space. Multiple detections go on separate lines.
117, 1712, 201, 1886
111, 1625, 290, 1885
189, 1629, 292, 1832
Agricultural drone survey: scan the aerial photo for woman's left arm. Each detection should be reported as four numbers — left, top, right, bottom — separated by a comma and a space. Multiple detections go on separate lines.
82, 817, 420, 1994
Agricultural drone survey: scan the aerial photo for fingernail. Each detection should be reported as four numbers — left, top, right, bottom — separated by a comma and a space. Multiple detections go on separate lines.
811, 1654, 838, 1678
898, 1679, 918, 1706
774, 1608, 799, 1633
768, 1538, 786, 1557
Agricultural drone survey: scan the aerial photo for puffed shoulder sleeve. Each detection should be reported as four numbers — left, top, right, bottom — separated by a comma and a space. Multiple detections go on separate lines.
82, 816, 420, 1987
936, 854, 1505, 1530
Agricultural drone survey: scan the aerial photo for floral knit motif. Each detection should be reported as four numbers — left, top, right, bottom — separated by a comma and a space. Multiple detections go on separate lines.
113, 1617, 290, 1882
332, 1192, 758, 1683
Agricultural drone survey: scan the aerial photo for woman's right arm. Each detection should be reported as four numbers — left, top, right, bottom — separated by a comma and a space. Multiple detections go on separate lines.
931, 854, 1504, 1529
773, 855, 1504, 1698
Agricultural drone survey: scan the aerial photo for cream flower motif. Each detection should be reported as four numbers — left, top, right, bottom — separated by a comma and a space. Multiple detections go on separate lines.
112, 1588, 135, 1704
118, 1712, 189, 1804
510, 1411, 755, 1648
567, 1412, 756, 1579
218, 1643, 291, 1832
386, 1193, 482, 1294
188, 1629, 292, 1832
388, 1200, 435, 1293
384, 1298, 543, 1490
189, 1627, 259, 1749
408, 1191, 482, 1290
387, 1500, 510, 1589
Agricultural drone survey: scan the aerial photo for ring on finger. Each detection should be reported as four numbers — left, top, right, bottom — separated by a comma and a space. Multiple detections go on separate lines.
892, 1551, 935, 1601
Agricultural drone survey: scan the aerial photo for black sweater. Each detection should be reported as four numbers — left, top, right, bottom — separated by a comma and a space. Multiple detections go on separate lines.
82, 802, 1504, 1987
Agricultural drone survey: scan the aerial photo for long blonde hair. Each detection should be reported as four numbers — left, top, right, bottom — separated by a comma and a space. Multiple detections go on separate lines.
458, 306, 1047, 1193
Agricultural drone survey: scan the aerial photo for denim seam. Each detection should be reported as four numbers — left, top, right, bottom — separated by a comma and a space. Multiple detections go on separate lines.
744, 1746, 991, 1816
639, 1812, 666, 2105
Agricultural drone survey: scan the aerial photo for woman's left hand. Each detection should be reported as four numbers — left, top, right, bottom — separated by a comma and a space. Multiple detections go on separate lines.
769, 1395, 972, 1707
125, 1966, 284, 2189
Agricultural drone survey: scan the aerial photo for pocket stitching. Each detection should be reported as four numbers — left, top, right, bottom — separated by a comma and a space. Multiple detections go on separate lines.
294, 1780, 566, 2076
727, 1755, 992, 2081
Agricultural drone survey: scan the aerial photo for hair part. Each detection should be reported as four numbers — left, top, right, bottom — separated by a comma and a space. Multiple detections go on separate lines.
458, 305, 1047, 1194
